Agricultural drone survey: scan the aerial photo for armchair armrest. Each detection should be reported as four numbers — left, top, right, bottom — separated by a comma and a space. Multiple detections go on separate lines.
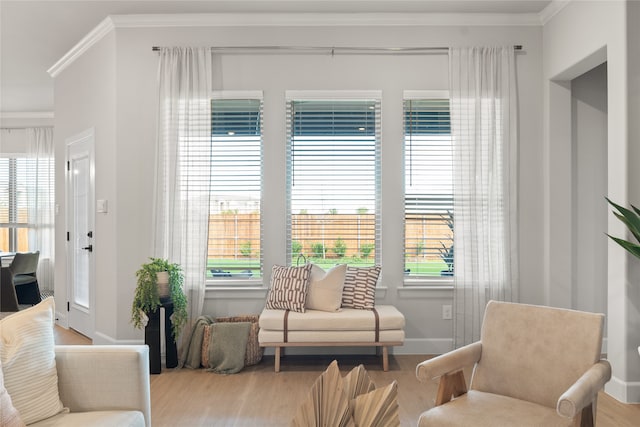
55, 345, 151, 427
416, 341, 482, 382
557, 360, 612, 418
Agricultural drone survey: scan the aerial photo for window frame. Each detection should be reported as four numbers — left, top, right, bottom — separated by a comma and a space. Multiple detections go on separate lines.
403, 90, 454, 286
205, 90, 264, 287
285, 90, 382, 269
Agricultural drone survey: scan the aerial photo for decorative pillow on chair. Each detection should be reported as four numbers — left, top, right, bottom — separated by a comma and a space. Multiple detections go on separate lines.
341, 265, 381, 309
266, 264, 312, 313
0, 297, 65, 425
306, 264, 347, 312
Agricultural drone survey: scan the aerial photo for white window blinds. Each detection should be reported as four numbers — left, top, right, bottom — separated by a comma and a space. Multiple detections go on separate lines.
0, 156, 53, 252
403, 96, 454, 279
286, 94, 381, 267
207, 97, 263, 281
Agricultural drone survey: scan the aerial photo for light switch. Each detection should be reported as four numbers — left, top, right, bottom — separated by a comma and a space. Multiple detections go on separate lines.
97, 199, 108, 213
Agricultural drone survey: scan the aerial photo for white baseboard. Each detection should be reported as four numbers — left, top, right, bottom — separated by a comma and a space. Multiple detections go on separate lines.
605, 375, 640, 404
93, 331, 144, 346
394, 338, 453, 355
55, 311, 68, 328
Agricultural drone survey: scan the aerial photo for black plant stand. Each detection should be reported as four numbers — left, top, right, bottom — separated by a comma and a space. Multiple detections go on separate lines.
145, 299, 178, 374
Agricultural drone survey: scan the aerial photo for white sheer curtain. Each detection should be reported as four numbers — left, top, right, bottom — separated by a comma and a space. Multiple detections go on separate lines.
153, 47, 212, 354
26, 127, 55, 292
449, 47, 519, 347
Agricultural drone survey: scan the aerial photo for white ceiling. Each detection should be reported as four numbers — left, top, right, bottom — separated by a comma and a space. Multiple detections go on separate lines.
0, 0, 554, 115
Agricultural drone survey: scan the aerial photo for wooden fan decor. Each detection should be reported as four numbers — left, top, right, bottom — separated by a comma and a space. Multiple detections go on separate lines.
291, 360, 400, 427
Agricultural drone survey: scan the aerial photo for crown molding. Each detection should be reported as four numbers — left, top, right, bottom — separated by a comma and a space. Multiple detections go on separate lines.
110, 12, 542, 28
539, 0, 571, 25
48, 11, 542, 78
47, 16, 115, 78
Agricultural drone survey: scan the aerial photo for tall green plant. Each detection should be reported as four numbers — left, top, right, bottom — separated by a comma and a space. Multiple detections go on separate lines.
606, 198, 640, 259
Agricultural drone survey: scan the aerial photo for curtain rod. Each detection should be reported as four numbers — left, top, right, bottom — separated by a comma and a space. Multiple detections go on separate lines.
151, 45, 523, 54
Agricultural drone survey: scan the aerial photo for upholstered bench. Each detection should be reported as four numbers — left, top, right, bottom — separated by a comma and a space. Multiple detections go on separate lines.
258, 305, 405, 372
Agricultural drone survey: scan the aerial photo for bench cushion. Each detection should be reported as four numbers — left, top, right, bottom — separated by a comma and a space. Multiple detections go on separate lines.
259, 305, 405, 331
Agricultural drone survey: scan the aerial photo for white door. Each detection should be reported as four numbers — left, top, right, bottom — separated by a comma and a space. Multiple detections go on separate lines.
66, 129, 95, 339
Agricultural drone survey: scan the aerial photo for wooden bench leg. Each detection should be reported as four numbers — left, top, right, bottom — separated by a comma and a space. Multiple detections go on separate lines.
382, 346, 389, 371
275, 347, 281, 373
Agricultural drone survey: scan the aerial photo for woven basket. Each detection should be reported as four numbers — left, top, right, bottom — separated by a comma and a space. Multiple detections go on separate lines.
201, 315, 263, 367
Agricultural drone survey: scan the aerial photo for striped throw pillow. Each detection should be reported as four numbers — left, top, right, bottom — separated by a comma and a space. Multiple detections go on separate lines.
0, 297, 64, 425
341, 265, 381, 309
0, 358, 24, 427
266, 264, 312, 313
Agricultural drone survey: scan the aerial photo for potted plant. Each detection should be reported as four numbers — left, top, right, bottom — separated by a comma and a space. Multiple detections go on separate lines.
131, 257, 188, 341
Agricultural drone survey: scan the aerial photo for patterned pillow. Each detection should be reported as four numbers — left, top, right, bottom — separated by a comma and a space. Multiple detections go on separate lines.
341, 265, 381, 309
266, 264, 312, 313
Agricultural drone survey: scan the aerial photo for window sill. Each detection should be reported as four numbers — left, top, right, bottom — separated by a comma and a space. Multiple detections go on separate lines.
205, 286, 268, 300
397, 284, 453, 299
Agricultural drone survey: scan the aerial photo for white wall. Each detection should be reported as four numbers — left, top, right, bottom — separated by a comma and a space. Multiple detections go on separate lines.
0, 128, 27, 153
571, 62, 607, 315
543, 0, 639, 403
54, 20, 544, 354
53, 31, 118, 340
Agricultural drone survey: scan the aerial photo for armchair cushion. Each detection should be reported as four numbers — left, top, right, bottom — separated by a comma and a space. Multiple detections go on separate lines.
418, 390, 573, 427
28, 410, 144, 427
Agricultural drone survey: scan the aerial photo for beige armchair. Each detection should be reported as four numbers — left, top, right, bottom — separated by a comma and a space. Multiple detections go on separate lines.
416, 301, 611, 427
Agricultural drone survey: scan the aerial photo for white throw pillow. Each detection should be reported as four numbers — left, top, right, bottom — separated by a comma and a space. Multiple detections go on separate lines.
305, 264, 347, 312
0, 358, 25, 427
0, 297, 65, 425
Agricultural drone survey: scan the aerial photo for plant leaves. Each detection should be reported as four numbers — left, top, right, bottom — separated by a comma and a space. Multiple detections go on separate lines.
607, 234, 640, 259
607, 198, 640, 242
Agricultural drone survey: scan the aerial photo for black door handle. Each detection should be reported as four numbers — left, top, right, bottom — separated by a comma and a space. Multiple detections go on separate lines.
82, 245, 93, 252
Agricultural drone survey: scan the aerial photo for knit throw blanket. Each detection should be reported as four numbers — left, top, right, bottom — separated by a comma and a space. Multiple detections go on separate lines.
180, 316, 251, 374
206, 322, 251, 374
181, 316, 214, 369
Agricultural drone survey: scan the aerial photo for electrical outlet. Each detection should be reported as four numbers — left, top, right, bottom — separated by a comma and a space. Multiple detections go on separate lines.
442, 305, 452, 320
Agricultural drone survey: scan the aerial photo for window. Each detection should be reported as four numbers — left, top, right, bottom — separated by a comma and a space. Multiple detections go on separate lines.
403, 92, 453, 281
207, 95, 263, 283
0, 156, 54, 253
286, 92, 381, 269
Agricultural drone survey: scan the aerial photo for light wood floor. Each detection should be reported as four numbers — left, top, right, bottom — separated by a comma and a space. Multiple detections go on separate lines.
56, 326, 640, 427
